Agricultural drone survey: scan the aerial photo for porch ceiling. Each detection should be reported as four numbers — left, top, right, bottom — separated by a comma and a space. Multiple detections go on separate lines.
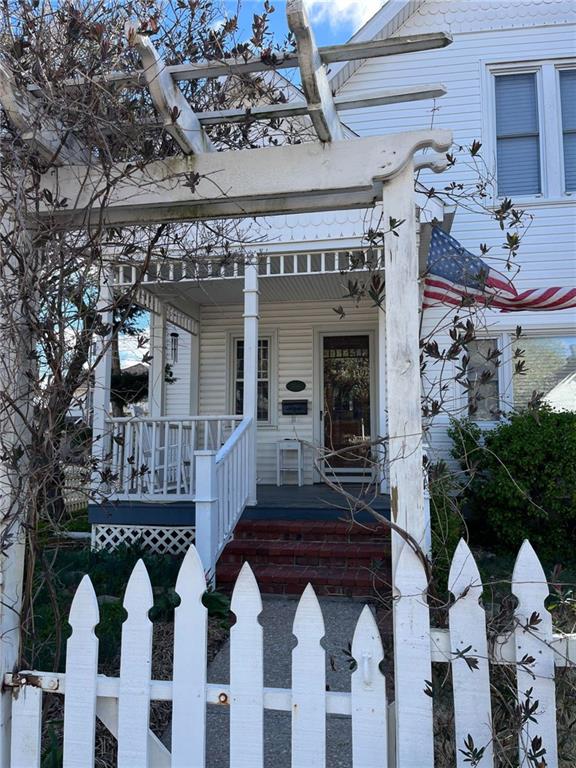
142, 270, 371, 311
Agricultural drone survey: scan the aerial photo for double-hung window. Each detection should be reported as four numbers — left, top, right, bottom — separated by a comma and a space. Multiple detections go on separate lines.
495, 73, 541, 196
233, 337, 271, 423
559, 69, 576, 192
491, 62, 576, 198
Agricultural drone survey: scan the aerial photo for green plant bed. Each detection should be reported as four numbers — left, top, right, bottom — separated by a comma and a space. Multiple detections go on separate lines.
448, 409, 576, 562
26, 543, 230, 672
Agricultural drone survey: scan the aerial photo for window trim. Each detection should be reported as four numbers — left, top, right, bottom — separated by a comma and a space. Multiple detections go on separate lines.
483, 57, 576, 202
227, 329, 277, 427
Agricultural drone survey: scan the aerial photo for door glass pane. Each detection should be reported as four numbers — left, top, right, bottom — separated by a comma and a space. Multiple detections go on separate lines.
323, 335, 371, 469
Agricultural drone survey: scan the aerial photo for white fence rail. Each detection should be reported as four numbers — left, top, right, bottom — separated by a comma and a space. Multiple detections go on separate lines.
105, 415, 241, 501
5, 538, 574, 767
195, 416, 253, 579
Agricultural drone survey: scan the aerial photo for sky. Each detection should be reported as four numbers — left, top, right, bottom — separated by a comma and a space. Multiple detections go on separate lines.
223, 0, 387, 47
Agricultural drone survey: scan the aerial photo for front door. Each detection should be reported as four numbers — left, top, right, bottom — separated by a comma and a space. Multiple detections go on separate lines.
322, 334, 373, 483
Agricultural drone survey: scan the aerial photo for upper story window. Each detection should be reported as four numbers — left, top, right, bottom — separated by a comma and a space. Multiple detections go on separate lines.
495, 73, 541, 197
559, 69, 576, 192
490, 62, 576, 199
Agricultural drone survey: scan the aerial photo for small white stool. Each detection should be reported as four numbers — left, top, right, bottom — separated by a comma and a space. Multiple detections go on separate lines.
276, 439, 303, 486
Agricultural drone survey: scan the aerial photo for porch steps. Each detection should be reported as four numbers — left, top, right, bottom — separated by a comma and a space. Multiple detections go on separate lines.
216, 519, 391, 597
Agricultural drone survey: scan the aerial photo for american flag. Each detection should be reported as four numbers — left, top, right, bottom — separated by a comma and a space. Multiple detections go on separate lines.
423, 227, 576, 312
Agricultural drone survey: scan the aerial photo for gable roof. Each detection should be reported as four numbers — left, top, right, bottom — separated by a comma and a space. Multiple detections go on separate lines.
328, 0, 425, 92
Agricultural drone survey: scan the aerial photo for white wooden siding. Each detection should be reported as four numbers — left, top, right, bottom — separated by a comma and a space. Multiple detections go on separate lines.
338, 2, 576, 467
199, 299, 380, 485
164, 322, 193, 417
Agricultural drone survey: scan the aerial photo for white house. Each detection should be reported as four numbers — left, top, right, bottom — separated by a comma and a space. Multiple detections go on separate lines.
89, 0, 576, 571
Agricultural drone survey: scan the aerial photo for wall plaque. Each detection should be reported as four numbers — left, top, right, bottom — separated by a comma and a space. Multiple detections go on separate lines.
286, 380, 306, 392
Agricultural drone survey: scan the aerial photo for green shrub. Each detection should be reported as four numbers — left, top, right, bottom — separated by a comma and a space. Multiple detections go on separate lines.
429, 460, 465, 595
448, 409, 576, 561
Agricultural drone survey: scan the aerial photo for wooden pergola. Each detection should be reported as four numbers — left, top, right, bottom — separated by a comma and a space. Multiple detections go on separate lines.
0, 3, 453, 762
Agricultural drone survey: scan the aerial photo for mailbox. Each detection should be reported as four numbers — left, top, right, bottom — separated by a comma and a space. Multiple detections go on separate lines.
281, 400, 308, 416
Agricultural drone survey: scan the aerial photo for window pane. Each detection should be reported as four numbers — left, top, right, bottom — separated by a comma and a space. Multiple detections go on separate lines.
495, 73, 539, 134
467, 339, 501, 420
563, 133, 576, 192
258, 339, 269, 380
235, 381, 243, 416
257, 381, 269, 421
560, 70, 576, 191
235, 340, 244, 380
512, 336, 576, 412
495, 73, 541, 196
497, 136, 541, 196
560, 70, 576, 130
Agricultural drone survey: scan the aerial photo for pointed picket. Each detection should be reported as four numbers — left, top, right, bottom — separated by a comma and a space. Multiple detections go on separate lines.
63, 575, 100, 768
448, 540, 494, 767
10, 685, 42, 768
512, 540, 557, 767
117, 559, 154, 768
172, 545, 208, 768
393, 544, 434, 767
291, 583, 326, 768
230, 562, 264, 768
350, 604, 387, 767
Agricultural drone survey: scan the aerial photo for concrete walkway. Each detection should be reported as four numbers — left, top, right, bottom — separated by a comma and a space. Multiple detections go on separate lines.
204, 596, 368, 768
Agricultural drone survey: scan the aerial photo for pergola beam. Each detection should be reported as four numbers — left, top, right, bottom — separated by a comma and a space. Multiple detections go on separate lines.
37, 129, 452, 228
0, 63, 89, 166
126, 24, 213, 155
196, 84, 446, 125
287, 0, 344, 142
27, 33, 451, 91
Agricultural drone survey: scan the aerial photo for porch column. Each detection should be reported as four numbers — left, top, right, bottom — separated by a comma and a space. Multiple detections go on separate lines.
148, 304, 167, 417
243, 261, 259, 506
382, 162, 431, 564
91, 273, 113, 494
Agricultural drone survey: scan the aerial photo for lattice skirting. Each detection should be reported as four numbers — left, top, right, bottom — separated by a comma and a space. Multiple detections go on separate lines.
91, 524, 195, 555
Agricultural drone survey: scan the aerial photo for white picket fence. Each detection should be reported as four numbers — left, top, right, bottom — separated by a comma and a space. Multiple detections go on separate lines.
5, 539, 575, 767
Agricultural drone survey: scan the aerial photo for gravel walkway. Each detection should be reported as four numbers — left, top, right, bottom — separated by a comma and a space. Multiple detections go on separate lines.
203, 596, 367, 768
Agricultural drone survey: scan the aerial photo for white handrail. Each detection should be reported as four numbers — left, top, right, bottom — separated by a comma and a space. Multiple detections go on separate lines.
195, 416, 254, 581
215, 417, 252, 463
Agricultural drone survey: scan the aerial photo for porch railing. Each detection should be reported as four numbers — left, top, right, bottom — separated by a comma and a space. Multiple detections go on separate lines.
105, 415, 242, 501
194, 416, 253, 579
113, 247, 383, 286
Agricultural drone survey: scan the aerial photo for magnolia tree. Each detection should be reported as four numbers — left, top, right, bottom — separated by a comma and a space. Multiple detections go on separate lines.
0, 0, 307, 665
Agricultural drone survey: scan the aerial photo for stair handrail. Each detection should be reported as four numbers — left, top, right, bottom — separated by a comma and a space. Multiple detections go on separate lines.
194, 415, 253, 583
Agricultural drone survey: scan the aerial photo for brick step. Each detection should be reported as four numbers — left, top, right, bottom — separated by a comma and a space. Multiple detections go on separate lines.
220, 539, 390, 568
216, 562, 391, 597
233, 519, 390, 543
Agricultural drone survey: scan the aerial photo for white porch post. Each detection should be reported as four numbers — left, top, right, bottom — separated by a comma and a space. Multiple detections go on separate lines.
243, 261, 259, 506
149, 305, 167, 418
194, 450, 218, 584
382, 162, 431, 564
91, 274, 113, 494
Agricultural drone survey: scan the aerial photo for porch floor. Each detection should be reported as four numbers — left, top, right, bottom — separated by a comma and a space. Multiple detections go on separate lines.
245, 484, 390, 522
88, 484, 390, 526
